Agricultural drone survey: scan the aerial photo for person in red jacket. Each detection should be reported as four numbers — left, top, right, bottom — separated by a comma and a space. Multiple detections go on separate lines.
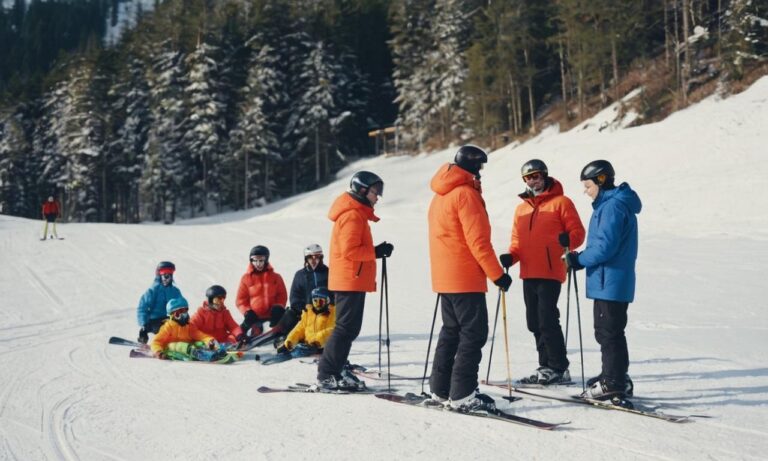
427, 145, 511, 412
236, 245, 287, 339
316, 171, 393, 391
191, 285, 246, 346
499, 159, 585, 385
41, 196, 61, 240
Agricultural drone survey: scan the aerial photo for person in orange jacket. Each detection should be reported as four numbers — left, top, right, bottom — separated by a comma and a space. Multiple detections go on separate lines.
151, 297, 222, 360
427, 145, 512, 412
316, 171, 393, 390
41, 196, 61, 240
236, 245, 288, 338
499, 159, 585, 385
190, 285, 246, 346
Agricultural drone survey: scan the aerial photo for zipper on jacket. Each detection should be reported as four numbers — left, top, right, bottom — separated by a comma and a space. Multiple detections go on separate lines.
356, 262, 363, 277
528, 203, 539, 231
545, 247, 553, 271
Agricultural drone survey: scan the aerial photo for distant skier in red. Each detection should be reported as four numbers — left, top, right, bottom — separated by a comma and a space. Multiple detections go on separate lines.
41, 196, 61, 240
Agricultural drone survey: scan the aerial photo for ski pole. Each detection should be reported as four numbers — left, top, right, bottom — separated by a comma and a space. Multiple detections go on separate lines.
563, 244, 571, 348
500, 287, 514, 399
572, 267, 586, 391
485, 288, 502, 383
421, 294, 440, 395
383, 256, 392, 392
378, 255, 386, 376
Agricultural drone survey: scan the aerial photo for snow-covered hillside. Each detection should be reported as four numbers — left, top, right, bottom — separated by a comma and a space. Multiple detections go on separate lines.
1, 78, 767, 460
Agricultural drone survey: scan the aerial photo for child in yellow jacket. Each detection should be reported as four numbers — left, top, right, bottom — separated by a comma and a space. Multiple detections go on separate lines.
151, 297, 222, 360
276, 287, 335, 357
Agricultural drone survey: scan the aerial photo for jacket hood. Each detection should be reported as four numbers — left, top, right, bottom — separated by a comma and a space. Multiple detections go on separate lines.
328, 192, 379, 222
597, 182, 642, 214
518, 177, 564, 200
430, 163, 477, 196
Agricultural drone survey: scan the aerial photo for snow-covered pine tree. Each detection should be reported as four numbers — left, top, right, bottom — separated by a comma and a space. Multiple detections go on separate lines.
231, 43, 284, 207
389, 0, 436, 151
183, 41, 227, 215
0, 105, 35, 216
109, 56, 152, 223
144, 40, 187, 223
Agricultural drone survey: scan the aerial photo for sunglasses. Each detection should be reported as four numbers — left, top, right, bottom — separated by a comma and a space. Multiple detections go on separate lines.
171, 308, 189, 319
160, 273, 173, 280
250, 257, 267, 263
307, 254, 323, 259
523, 172, 542, 181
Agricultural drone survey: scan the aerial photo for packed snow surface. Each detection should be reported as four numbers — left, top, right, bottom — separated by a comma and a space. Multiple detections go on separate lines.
2, 78, 768, 460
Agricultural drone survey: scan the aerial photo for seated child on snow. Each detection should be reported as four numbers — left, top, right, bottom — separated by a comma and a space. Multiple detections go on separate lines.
276, 287, 336, 358
190, 285, 246, 347
151, 297, 223, 361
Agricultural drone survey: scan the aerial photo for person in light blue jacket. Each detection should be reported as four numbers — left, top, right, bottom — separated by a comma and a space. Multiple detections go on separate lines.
136, 261, 183, 344
565, 160, 641, 403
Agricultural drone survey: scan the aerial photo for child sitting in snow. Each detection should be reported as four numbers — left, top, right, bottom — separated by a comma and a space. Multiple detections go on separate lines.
151, 297, 224, 361
275, 287, 336, 359
190, 285, 246, 347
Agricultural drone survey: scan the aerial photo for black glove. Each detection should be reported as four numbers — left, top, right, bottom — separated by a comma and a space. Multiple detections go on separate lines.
558, 232, 570, 248
565, 251, 584, 271
499, 253, 514, 268
235, 333, 247, 345
243, 310, 259, 327
374, 242, 394, 258
493, 273, 513, 292
137, 327, 149, 344
276, 344, 289, 354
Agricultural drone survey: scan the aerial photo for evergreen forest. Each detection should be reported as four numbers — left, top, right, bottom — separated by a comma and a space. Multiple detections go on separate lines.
0, 0, 765, 223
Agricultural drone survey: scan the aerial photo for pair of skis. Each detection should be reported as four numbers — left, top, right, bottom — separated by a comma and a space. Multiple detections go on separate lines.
108, 336, 242, 364
481, 380, 704, 423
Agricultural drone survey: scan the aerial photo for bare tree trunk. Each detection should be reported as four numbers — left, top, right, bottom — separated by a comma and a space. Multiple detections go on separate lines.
682, 0, 691, 105
673, 1, 682, 106
664, 0, 670, 67
524, 47, 536, 133
516, 85, 523, 133
244, 150, 249, 209
611, 34, 620, 103
315, 126, 320, 185
559, 38, 568, 111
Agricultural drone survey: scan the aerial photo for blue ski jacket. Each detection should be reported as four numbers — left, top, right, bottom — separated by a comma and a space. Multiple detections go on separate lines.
577, 183, 642, 303
137, 276, 183, 326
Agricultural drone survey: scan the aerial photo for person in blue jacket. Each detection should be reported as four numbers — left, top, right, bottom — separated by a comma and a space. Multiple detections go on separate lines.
565, 160, 641, 402
136, 261, 183, 344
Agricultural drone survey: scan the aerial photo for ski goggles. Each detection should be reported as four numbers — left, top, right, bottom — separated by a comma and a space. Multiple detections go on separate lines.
312, 298, 328, 308
522, 172, 542, 181
170, 308, 189, 319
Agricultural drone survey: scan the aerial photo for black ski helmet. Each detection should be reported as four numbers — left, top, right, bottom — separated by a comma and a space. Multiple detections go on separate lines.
521, 159, 548, 178
156, 261, 176, 275
249, 245, 270, 263
349, 171, 384, 198
205, 285, 227, 304
580, 160, 615, 188
454, 145, 488, 176
311, 287, 331, 313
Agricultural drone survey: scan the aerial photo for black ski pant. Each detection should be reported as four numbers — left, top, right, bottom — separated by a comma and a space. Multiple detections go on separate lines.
594, 299, 629, 388
429, 293, 488, 401
523, 279, 569, 372
317, 291, 366, 380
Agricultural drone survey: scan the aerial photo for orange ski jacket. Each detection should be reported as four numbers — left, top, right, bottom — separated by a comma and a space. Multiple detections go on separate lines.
150, 321, 215, 353
327, 192, 379, 292
428, 163, 504, 293
508, 178, 585, 283
190, 301, 243, 344
236, 264, 287, 318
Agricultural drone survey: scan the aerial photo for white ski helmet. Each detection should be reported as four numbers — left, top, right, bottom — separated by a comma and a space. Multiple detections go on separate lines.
304, 243, 323, 258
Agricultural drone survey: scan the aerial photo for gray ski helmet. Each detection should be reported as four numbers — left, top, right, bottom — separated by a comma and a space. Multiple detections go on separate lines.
205, 285, 227, 304
349, 171, 384, 198
580, 160, 615, 187
521, 159, 548, 178
156, 261, 176, 275
249, 245, 270, 263
304, 243, 323, 258
454, 145, 488, 176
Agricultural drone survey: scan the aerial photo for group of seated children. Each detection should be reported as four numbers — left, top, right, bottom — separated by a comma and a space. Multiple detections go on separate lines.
136, 244, 335, 362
